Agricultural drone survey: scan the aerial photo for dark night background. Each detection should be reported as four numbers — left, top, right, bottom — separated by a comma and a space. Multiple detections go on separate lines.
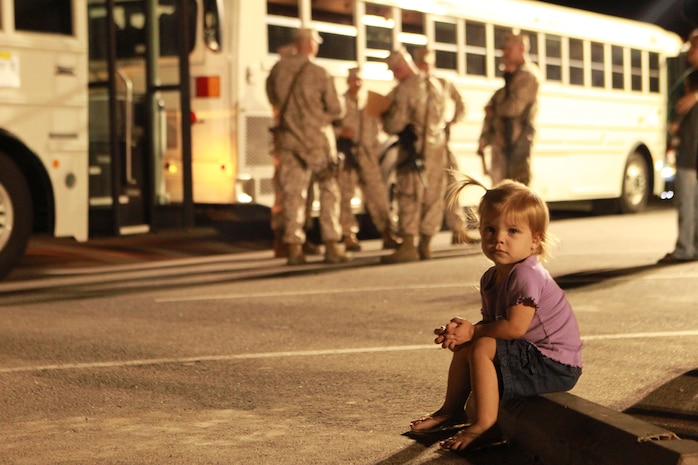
541, 0, 697, 40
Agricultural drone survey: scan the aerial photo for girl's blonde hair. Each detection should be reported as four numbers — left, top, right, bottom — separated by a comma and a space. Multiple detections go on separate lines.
447, 172, 552, 257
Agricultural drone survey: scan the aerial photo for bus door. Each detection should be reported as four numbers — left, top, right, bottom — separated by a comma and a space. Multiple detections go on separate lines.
88, 75, 151, 235
87, 0, 194, 235
88, 0, 154, 235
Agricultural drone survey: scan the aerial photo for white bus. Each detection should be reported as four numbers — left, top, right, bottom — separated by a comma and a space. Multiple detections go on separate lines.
265, 0, 684, 212
0, 0, 684, 278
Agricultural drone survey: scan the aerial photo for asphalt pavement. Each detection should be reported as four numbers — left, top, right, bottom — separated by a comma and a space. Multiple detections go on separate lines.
3, 205, 698, 464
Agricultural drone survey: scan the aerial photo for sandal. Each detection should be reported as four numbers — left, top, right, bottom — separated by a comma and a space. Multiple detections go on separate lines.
410, 413, 468, 433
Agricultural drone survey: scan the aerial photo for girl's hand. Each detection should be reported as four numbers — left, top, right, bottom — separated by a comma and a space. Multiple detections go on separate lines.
433, 325, 448, 345
441, 317, 475, 351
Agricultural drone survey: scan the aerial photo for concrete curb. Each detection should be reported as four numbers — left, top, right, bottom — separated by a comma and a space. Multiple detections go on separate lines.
498, 392, 698, 465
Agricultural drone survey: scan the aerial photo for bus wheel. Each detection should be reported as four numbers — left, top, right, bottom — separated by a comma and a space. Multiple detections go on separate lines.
0, 153, 33, 280
619, 152, 650, 213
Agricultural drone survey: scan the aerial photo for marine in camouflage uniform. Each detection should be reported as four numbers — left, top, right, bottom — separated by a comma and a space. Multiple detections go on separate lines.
412, 46, 473, 245
477, 31, 540, 186
266, 28, 348, 265
336, 68, 397, 251
381, 49, 449, 263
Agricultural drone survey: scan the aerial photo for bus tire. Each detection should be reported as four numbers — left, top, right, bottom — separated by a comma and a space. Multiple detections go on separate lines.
0, 153, 33, 280
618, 151, 650, 214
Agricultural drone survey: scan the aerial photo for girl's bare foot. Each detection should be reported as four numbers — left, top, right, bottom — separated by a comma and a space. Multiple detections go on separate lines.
439, 425, 488, 451
410, 412, 467, 432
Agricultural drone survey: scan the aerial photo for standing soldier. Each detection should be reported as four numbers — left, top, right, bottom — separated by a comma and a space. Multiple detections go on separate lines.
477, 30, 541, 186
336, 68, 398, 251
381, 48, 448, 263
412, 46, 473, 245
266, 27, 349, 265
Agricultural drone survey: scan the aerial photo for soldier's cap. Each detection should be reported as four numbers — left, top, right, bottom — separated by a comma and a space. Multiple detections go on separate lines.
293, 27, 323, 44
384, 48, 413, 69
347, 67, 361, 80
412, 46, 434, 65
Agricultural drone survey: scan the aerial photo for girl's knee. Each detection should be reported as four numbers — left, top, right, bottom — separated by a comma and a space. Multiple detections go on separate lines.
469, 337, 496, 360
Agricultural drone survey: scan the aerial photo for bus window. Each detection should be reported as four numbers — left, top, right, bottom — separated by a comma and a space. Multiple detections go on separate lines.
88, 0, 196, 60
523, 29, 539, 65
435, 20, 456, 44
400, 8, 425, 57
203, 0, 223, 52
434, 20, 457, 71
435, 50, 457, 70
612, 45, 624, 89
311, 1, 352, 25
545, 34, 562, 82
649, 52, 660, 93
494, 25, 508, 77
266, 0, 294, 55
267, 0, 297, 18
316, 32, 357, 61
312, 1, 356, 61
631, 48, 642, 91
569, 38, 584, 86
267, 23, 293, 55
591, 41, 605, 88
464, 20, 486, 76
15, 0, 73, 36
364, 3, 392, 62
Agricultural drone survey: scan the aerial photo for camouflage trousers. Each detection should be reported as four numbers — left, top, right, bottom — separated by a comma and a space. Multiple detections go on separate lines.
337, 146, 393, 235
490, 141, 532, 186
356, 146, 392, 234
277, 148, 342, 245
394, 159, 446, 238
337, 166, 359, 235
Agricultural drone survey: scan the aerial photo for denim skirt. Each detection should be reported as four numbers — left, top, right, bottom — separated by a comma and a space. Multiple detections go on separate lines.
496, 339, 582, 401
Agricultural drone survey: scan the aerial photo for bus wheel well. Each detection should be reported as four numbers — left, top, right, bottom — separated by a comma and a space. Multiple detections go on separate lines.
632, 144, 654, 193
592, 146, 653, 215
0, 130, 55, 234
618, 146, 652, 214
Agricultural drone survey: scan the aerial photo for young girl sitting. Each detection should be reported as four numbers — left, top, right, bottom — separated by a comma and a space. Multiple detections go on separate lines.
410, 175, 583, 452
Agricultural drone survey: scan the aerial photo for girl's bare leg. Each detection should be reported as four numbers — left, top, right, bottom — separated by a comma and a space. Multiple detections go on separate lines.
440, 337, 499, 450
411, 346, 472, 431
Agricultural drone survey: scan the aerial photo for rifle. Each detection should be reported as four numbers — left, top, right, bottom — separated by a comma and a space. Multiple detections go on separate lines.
395, 124, 428, 188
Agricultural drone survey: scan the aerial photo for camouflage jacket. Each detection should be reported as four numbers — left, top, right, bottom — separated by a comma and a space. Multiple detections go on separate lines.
480, 59, 541, 150
266, 54, 342, 153
381, 73, 447, 162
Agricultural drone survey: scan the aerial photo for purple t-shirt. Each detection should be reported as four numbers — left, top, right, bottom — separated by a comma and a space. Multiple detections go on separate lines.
480, 255, 583, 368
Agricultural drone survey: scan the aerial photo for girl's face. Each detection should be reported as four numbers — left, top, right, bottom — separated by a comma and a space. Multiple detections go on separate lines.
479, 212, 541, 269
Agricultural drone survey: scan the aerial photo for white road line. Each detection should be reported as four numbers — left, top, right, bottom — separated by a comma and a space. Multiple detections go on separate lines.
1, 330, 697, 375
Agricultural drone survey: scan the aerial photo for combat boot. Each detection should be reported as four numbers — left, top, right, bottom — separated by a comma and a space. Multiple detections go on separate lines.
381, 234, 419, 264
343, 232, 361, 252
286, 244, 306, 266
273, 230, 287, 258
418, 234, 432, 260
324, 241, 350, 264
381, 227, 400, 249
303, 241, 323, 255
